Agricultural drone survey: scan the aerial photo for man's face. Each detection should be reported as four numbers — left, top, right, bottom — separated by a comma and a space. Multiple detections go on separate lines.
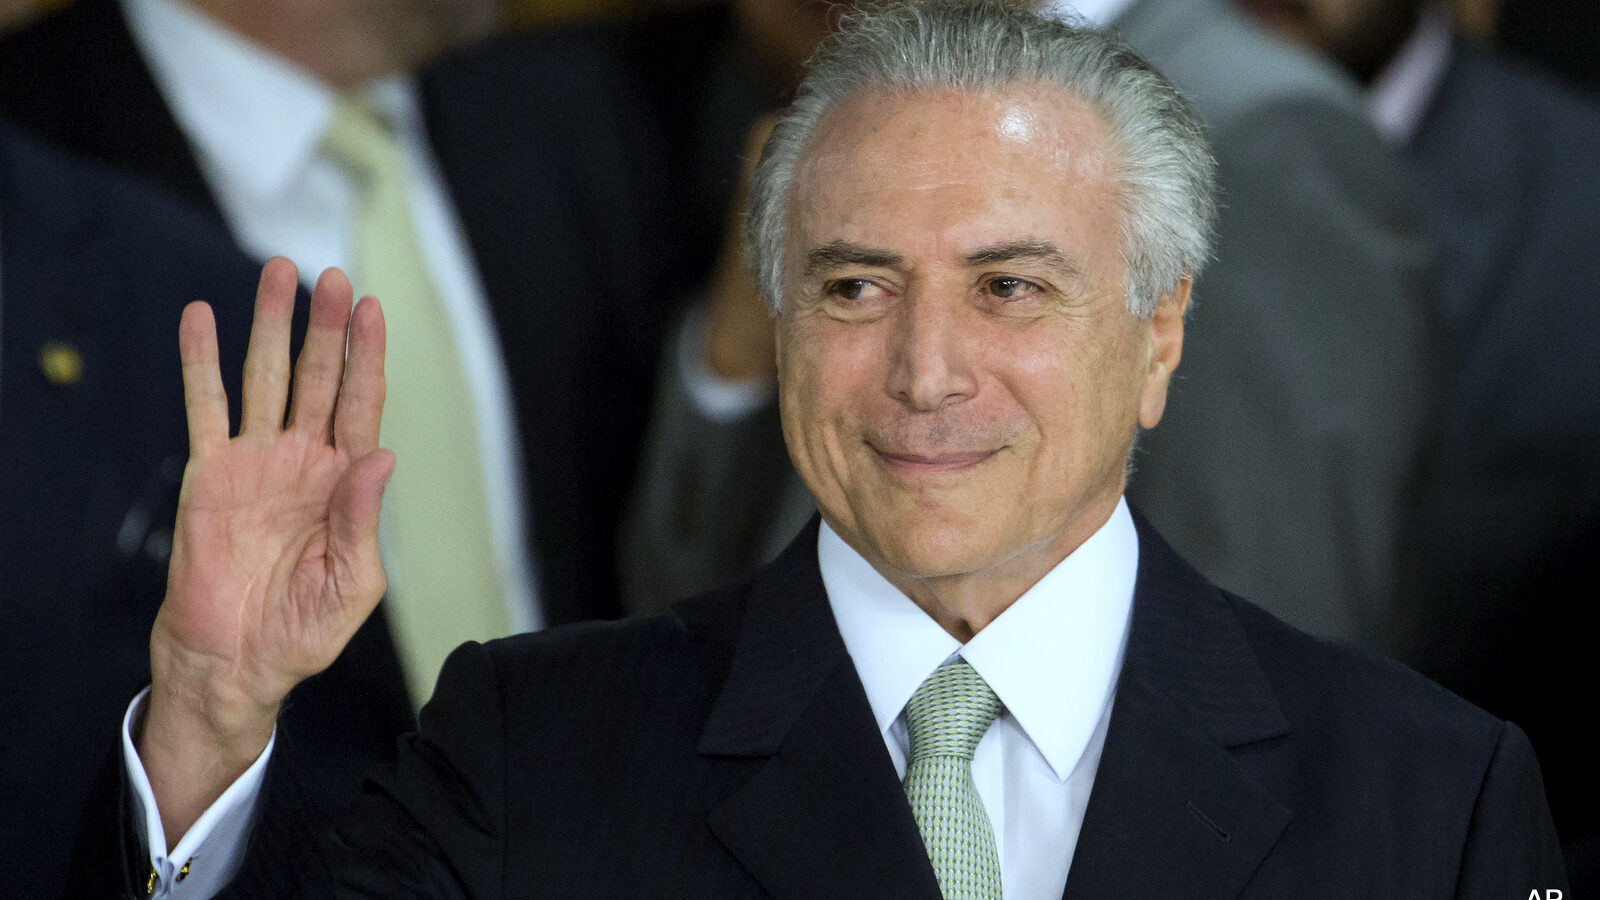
777, 83, 1185, 590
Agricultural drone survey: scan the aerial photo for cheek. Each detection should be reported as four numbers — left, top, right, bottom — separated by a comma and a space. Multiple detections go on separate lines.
779, 319, 883, 467
782, 318, 884, 411
985, 321, 1141, 464
984, 327, 1077, 430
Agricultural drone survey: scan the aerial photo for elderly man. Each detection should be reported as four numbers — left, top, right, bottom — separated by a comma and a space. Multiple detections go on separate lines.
91, 2, 1560, 897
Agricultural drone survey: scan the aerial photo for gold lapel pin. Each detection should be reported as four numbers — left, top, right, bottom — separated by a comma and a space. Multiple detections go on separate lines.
38, 341, 85, 386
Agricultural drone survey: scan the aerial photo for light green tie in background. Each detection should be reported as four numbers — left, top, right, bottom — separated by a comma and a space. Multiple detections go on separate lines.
903, 660, 1005, 900
322, 97, 511, 708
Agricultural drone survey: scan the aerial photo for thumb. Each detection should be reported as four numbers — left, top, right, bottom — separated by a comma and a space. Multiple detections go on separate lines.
327, 448, 395, 605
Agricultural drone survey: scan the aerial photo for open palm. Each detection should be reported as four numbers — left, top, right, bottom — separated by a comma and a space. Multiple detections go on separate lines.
148, 260, 392, 750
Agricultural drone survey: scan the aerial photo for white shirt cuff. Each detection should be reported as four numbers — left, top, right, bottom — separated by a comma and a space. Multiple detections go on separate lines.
678, 305, 775, 422
122, 687, 275, 899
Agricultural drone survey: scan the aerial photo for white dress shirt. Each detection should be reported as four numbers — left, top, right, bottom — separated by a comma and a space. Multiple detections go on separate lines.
122, 499, 1136, 898
820, 499, 1137, 900
121, 0, 541, 636
122, 688, 273, 899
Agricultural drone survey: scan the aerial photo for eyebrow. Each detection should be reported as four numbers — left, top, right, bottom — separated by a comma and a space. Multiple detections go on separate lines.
802, 238, 1084, 279
963, 241, 1081, 278
803, 240, 904, 277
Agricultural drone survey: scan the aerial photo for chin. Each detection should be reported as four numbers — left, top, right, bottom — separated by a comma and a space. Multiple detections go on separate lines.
865, 509, 1008, 580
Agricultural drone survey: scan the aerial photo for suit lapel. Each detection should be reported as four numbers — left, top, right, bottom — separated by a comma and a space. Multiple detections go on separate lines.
698, 520, 942, 900
1063, 512, 1293, 899
693, 512, 1295, 899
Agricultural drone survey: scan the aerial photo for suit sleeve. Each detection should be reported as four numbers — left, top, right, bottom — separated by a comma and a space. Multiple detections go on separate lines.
1453, 722, 1568, 898
1127, 92, 1444, 647
216, 642, 509, 900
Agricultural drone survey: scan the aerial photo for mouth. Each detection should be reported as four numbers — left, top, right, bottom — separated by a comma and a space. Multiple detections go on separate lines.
871, 446, 999, 476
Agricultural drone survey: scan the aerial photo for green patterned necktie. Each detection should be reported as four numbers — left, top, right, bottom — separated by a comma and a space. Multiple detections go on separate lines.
902, 660, 1004, 900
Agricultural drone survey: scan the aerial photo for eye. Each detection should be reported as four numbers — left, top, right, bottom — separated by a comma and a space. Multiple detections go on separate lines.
827, 278, 886, 302
985, 276, 1041, 300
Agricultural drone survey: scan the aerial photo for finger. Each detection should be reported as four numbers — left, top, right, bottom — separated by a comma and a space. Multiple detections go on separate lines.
287, 268, 355, 441
335, 296, 386, 458
327, 448, 396, 614
178, 302, 229, 457
240, 258, 299, 435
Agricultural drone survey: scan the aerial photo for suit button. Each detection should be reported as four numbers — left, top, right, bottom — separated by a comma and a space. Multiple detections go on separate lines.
38, 341, 84, 386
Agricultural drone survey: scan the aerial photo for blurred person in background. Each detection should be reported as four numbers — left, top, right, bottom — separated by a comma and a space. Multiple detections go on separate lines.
1239, 0, 1600, 887
0, 112, 266, 900
0, 0, 64, 33
623, 0, 1441, 657
618, 0, 834, 608
0, 0, 676, 888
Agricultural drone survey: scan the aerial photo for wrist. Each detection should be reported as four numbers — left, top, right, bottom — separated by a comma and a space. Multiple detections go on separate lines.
134, 675, 277, 852
145, 638, 282, 766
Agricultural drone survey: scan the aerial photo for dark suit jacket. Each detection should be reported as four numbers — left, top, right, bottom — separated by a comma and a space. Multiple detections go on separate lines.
78, 515, 1566, 898
1399, 41, 1600, 890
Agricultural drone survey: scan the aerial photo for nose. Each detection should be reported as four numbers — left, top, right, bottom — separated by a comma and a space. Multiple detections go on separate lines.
884, 287, 978, 411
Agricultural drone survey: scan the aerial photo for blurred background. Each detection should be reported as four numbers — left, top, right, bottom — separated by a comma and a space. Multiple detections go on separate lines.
6, 0, 1596, 90
1, 0, 1594, 895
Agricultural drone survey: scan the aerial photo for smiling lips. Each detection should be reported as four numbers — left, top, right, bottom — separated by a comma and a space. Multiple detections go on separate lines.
873, 447, 999, 475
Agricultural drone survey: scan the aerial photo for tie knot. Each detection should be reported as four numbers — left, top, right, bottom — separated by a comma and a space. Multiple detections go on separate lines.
904, 661, 1001, 763
321, 96, 400, 178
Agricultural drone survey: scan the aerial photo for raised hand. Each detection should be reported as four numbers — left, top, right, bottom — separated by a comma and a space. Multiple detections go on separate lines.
137, 259, 392, 846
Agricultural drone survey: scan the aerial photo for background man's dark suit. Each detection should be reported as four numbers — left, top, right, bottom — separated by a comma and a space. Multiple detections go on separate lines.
0, 117, 407, 900
75, 517, 1566, 897
1398, 40, 1600, 888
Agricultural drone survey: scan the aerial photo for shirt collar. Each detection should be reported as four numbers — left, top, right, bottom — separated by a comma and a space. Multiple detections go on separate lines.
1039, 0, 1141, 27
121, 0, 422, 202
820, 498, 1138, 782
1368, 4, 1454, 145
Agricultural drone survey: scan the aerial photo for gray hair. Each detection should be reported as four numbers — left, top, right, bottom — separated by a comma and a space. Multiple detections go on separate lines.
744, 0, 1217, 317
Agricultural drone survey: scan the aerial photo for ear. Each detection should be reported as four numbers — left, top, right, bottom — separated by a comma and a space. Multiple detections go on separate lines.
773, 310, 788, 376
1137, 278, 1190, 430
